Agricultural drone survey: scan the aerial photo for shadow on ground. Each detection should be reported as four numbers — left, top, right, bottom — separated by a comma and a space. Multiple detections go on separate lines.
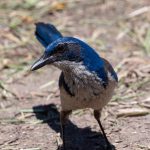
33, 104, 115, 150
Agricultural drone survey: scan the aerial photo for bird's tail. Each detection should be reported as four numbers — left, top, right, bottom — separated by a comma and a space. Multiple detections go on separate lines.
35, 22, 63, 48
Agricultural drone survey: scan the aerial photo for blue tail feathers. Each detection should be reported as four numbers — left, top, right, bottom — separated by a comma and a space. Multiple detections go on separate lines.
35, 22, 63, 47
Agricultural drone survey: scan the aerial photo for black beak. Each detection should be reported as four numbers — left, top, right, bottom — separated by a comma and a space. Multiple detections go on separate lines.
31, 55, 49, 71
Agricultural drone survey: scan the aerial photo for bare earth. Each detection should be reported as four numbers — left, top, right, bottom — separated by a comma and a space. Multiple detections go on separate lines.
0, 0, 150, 150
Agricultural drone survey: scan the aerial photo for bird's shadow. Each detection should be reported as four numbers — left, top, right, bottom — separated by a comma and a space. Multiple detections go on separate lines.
33, 104, 115, 150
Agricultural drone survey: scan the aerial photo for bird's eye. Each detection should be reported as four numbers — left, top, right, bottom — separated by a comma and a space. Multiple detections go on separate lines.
54, 43, 67, 55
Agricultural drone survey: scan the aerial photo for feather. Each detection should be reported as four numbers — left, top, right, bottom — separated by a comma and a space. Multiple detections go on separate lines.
102, 58, 118, 82
59, 72, 75, 97
35, 22, 62, 47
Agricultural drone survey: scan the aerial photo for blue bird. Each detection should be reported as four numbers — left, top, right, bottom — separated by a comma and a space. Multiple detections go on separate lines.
31, 22, 118, 150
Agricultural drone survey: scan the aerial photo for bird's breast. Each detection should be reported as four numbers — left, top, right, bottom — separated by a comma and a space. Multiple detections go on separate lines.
59, 67, 117, 110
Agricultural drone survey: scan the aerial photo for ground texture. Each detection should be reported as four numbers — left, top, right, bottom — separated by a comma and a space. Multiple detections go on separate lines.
0, 0, 150, 150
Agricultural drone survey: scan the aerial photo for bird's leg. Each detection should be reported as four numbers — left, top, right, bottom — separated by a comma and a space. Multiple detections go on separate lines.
94, 110, 110, 148
60, 110, 71, 150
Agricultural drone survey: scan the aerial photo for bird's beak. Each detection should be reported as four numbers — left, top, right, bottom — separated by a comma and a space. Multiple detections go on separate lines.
31, 54, 50, 71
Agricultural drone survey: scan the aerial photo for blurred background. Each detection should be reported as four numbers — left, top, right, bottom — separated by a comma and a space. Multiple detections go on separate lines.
0, 0, 150, 150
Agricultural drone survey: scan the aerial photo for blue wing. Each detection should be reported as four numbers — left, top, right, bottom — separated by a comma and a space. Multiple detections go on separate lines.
94, 58, 118, 88
35, 22, 63, 47
102, 58, 118, 82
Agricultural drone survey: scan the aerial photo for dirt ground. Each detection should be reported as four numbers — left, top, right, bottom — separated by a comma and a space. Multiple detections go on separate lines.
0, 0, 150, 150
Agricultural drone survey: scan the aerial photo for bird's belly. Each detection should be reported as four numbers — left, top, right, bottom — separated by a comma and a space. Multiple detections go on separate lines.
60, 81, 116, 111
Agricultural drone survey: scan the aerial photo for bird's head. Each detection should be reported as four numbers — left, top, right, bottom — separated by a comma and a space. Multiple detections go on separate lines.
31, 37, 84, 71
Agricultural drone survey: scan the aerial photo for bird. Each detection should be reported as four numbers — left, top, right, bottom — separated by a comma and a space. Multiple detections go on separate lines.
31, 22, 118, 150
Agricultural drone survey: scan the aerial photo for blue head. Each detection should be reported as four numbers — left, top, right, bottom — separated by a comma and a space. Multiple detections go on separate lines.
31, 37, 82, 70
31, 37, 104, 69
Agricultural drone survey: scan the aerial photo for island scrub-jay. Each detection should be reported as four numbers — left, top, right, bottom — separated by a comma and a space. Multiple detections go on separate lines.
31, 22, 118, 149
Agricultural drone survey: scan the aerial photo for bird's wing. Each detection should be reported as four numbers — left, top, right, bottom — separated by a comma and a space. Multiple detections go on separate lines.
93, 58, 118, 88
102, 58, 118, 82
59, 72, 75, 97
35, 22, 63, 47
